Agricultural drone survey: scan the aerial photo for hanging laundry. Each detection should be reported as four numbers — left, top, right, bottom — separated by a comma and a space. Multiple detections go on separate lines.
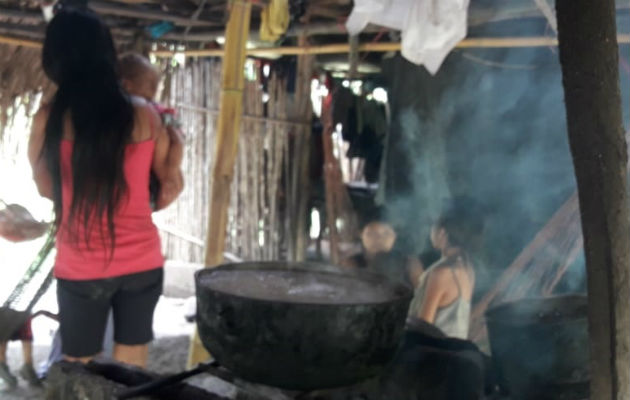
346, 0, 469, 75
345, 0, 408, 34
146, 21, 174, 39
260, 0, 290, 42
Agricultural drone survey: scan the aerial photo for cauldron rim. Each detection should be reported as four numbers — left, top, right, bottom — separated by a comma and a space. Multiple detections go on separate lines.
195, 261, 413, 307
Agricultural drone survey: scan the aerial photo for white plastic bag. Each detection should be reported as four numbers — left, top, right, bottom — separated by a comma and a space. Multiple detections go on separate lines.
346, 0, 470, 75
402, 0, 470, 74
346, 0, 408, 36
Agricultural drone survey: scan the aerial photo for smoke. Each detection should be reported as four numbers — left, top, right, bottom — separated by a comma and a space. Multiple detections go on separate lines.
380, 16, 629, 296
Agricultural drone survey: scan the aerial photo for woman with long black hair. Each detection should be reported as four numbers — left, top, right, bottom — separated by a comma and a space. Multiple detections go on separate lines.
407, 198, 485, 339
27, 8, 182, 367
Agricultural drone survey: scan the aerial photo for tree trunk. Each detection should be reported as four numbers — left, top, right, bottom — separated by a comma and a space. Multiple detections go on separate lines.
555, 1, 630, 399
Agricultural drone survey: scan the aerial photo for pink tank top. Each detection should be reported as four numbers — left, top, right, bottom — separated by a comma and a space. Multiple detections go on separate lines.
54, 139, 164, 280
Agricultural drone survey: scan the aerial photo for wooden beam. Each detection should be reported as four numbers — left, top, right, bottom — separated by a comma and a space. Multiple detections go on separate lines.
533, 0, 558, 32
5, 30, 630, 54
556, 0, 630, 398
88, 0, 219, 27
0, 34, 42, 48
0, 23, 44, 40
0, 9, 43, 23
187, 0, 252, 368
183, 0, 208, 37
151, 34, 630, 57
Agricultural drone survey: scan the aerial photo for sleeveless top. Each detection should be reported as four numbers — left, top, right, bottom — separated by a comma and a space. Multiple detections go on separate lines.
54, 139, 164, 280
408, 259, 472, 339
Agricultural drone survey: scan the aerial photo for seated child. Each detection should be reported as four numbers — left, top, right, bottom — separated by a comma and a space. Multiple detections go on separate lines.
342, 219, 424, 288
0, 318, 42, 390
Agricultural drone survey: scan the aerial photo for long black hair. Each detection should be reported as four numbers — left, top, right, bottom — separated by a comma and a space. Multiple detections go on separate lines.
41, 9, 134, 253
435, 196, 486, 265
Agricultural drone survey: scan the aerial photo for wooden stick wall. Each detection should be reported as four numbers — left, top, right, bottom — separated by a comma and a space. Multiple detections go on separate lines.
158, 59, 305, 264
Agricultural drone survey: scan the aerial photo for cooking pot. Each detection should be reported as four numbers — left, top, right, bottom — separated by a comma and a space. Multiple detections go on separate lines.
486, 295, 589, 399
195, 261, 413, 390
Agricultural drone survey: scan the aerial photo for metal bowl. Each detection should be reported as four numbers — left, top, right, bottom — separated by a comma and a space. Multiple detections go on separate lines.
195, 261, 413, 390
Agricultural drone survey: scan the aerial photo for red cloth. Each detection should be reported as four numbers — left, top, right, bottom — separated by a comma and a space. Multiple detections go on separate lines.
54, 139, 164, 280
10, 319, 33, 342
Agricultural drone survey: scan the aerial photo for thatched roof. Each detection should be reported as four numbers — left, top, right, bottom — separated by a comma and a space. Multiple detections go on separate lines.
4, 0, 628, 52
0, 0, 353, 50
0, 0, 627, 116
0, 44, 53, 135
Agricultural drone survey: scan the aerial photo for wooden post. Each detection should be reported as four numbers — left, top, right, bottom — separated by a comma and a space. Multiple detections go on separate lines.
556, 1, 630, 399
348, 35, 359, 79
321, 96, 341, 265
289, 34, 315, 262
187, 0, 252, 367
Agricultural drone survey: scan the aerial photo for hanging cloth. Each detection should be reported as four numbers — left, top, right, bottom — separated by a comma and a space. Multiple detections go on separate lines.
260, 0, 290, 42
346, 0, 469, 75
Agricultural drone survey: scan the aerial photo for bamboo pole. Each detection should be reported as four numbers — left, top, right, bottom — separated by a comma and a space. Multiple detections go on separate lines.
0, 35, 41, 48
291, 34, 315, 261
5, 33, 630, 54
321, 98, 341, 264
187, 0, 252, 368
151, 35, 630, 58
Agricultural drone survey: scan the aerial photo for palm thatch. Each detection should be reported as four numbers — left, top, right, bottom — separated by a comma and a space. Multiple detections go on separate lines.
0, 43, 53, 140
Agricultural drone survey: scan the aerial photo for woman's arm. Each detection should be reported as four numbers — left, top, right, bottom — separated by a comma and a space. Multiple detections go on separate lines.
148, 108, 183, 210
164, 125, 185, 192
416, 268, 448, 323
27, 106, 53, 200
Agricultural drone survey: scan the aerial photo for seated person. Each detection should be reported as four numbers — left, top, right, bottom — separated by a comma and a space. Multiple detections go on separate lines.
0, 318, 42, 389
0, 204, 50, 389
342, 219, 423, 288
408, 198, 484, 339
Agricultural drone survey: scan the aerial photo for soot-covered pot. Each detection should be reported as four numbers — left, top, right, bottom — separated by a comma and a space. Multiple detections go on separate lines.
195, 262, 413, 390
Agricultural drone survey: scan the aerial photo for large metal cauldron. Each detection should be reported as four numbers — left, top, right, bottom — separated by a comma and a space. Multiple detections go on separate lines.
486, 295, 589, 400
195, 262, 413, 390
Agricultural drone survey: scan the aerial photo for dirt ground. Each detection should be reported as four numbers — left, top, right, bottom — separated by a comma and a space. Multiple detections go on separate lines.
2, 296, 196, 399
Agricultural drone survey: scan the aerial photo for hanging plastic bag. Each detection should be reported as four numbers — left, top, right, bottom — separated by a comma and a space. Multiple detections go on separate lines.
401, 0, 470, 75
346, 0, 469, 75
346, 0, 409, 36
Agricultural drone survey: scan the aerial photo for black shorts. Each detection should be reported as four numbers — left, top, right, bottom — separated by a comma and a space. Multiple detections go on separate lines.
57, 268, 163, 358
